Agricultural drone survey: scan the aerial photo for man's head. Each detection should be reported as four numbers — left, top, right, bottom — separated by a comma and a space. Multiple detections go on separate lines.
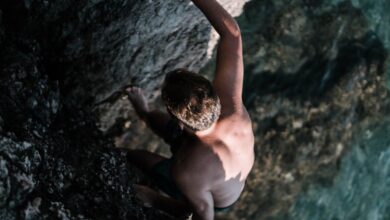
161, 69, 221, 131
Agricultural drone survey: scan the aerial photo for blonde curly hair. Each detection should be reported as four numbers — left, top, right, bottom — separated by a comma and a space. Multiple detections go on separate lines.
161, 69, 221, 131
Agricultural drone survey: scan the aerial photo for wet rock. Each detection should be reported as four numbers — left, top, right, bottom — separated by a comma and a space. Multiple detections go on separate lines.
0, 115, 3, 133
0, 138, 38, 218
0, 109, 148, 219
23, 197, 42, 220
0, 9, 3, 45
1, 0, 251, 218
0, 41, 60, 136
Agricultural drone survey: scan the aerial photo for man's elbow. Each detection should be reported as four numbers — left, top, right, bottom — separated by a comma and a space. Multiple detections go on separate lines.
222, 21, 241, 39
230, 22, 241, 38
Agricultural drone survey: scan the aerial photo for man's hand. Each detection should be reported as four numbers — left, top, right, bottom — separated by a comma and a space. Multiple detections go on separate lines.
126, 86, 150, 120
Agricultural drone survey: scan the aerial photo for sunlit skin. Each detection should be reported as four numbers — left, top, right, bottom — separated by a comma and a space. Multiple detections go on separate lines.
125, 1, 254, 219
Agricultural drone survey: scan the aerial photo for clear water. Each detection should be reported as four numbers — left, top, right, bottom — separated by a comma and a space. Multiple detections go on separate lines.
286, 1, 390, 219
329, 0, 390, 48
329, 0, 390, 89
288, 121, 390, 220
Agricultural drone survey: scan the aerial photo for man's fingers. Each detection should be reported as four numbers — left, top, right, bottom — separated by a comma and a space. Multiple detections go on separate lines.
125, 86, 142, 94
125, 87, 133, 92
125, 87, 135, 96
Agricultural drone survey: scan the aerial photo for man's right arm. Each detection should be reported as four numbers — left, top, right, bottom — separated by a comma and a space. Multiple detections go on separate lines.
191, 0, 244, 115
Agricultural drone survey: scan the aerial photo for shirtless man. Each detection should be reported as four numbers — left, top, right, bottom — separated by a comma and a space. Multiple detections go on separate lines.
126, 0, 254, 219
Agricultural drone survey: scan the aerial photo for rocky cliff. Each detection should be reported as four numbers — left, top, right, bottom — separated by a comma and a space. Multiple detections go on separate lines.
0, 0, 247, 219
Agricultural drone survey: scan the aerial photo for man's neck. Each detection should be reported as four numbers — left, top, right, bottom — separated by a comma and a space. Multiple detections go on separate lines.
194, 122, 217, 137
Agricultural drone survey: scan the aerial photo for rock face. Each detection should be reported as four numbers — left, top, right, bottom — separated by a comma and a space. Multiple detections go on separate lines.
2, 0, 247, 104
0, 0, 248, 219
0, 35, 148, 218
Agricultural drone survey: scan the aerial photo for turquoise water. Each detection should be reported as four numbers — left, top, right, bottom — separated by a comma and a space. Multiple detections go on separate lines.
329, 0, 390, 48
288, 121, 390, 220
329, 0, 390, 89
285, 1, 390, 220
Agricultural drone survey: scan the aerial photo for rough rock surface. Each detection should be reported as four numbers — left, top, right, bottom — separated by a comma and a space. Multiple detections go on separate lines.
0, 35, 156, 219
92, 0, 248, 131
0, 0, 247, 131
0, 0, 247, 219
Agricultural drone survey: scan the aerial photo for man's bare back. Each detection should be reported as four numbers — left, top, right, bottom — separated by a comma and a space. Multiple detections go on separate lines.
127, 87, 254, 218
172, 111, 254, 208
125, 0, 254, 219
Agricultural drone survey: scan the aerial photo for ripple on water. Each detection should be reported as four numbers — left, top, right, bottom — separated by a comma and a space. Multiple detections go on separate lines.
287, 121, 390, 220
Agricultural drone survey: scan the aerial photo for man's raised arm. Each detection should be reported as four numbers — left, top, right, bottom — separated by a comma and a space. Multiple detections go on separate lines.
191, 0, 244, 115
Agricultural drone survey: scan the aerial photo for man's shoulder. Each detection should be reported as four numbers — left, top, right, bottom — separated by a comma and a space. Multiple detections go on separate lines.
217, 109, 253, 137
219, 106, 252, 124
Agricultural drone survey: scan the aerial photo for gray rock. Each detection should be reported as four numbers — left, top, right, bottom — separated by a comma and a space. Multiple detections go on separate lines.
14, 0, 245, 100
0, 0, 247, 131
0, 115, 3, 133
2, 0, 255, 218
